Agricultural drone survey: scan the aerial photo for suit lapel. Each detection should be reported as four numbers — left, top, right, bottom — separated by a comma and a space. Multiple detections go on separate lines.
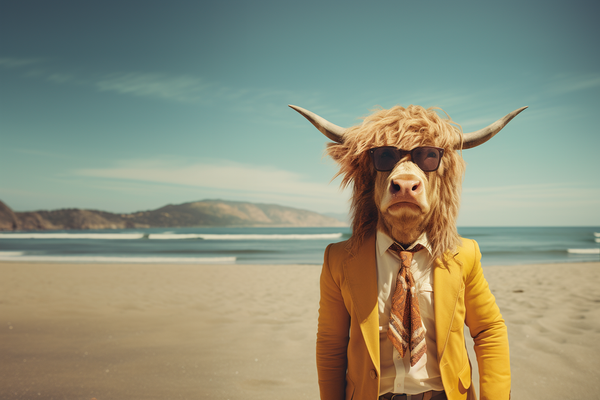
433, 252, 464, 363
343, 235, 380, 371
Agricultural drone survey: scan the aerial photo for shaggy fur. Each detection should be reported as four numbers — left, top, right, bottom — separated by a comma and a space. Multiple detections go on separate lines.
327, 105, 466, 260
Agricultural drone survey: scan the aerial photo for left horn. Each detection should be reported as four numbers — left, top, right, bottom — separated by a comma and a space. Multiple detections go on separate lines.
461, 106, 528, 149
289, 105, 346, 144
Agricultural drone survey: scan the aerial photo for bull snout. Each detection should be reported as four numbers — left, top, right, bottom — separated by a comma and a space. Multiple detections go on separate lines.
390, 177, 423, 198
377, 170, 429, 216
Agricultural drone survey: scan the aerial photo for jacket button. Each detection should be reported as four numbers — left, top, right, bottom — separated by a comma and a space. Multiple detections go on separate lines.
370, 369, 377, 379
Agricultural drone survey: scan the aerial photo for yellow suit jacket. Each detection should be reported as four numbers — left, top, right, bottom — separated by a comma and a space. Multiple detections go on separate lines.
316, 235, 510, 400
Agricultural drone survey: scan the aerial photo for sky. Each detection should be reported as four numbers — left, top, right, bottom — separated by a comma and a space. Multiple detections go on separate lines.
1, 0, 599, 226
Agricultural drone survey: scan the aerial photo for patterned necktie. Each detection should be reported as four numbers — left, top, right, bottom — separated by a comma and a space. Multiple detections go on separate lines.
387, 242, 427, 367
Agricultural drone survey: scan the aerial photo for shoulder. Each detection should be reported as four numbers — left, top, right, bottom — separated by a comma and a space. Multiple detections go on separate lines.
326, 234, 376, 260
456, 237, 480, 258
326, 239, 351, 258
446, 237, 482, 276
324, 235, 376, 272
321, 240, 351, 289
324, 239, 352, 273
442, 238, 481, 275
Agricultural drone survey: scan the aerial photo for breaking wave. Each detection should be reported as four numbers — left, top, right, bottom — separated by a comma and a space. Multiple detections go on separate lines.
0, 252, 236, 264
0, 232, 344, 241
147, 233, 344, 240
567, 248, 600, 254
0, 233, 146, 240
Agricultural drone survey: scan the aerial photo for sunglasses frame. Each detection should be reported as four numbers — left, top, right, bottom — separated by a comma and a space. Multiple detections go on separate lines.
368, 146, 445, 172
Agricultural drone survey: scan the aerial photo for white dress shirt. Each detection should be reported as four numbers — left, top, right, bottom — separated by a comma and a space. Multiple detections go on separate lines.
376, 230, 444, 395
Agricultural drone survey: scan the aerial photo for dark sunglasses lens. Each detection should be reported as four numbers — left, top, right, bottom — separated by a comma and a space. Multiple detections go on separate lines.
412, 147, 442, 171
372, 147, 400, 171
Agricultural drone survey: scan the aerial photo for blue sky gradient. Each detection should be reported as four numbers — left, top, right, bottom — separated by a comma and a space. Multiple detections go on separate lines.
1, 0, 599, 226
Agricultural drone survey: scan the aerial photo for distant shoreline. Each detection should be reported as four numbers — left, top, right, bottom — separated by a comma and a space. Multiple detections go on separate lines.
0, 199, 348, 231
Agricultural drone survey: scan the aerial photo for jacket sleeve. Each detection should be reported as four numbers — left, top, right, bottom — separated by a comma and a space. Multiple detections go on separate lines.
316, 243, 351, 400
463, 240, 511, 400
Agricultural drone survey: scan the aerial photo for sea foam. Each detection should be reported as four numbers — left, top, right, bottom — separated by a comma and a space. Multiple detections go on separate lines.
0, 233, 146, 240
147, 233, 344, 240
0, 232, 344, 241
0, 253, 236, 264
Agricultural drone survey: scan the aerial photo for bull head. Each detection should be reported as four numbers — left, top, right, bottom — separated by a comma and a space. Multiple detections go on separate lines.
290, 103, 527, 257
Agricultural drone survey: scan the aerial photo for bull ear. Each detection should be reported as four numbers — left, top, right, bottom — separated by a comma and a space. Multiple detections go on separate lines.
289, 105, 346, 144
461, 106, 528, 149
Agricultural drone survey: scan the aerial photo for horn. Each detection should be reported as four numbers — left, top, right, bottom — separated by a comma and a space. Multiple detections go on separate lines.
461, 106, 528, 149
289, 105, 346, 143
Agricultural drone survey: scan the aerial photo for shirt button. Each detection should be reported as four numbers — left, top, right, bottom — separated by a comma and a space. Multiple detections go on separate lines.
369, 369, 377, 379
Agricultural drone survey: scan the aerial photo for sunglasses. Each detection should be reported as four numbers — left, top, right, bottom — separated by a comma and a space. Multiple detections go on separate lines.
369, 146, 445, 172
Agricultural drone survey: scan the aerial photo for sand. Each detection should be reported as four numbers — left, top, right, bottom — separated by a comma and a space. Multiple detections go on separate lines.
1, 261, 599, 400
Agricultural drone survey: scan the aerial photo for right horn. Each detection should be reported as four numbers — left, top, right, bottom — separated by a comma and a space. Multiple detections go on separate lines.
461, 106, 528, 149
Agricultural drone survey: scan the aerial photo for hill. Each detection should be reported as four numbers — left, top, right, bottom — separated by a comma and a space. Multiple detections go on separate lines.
0, 199, 347, 231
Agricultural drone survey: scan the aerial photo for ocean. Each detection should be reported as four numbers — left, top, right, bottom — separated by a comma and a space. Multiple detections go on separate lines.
0, 226, 598, 266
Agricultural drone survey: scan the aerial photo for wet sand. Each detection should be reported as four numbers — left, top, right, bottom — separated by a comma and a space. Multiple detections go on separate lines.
1, 261, 599, 399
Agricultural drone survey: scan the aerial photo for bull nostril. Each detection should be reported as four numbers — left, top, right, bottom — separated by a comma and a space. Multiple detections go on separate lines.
390, 179, 421, 196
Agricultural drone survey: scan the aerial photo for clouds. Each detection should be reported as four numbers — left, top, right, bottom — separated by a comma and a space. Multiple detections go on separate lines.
74, 157, 350, 212
94, 73, 212, 103
464, 182, 598, 203
460, 183, 600, 226
5, 55, 596, 130
0, 57, 41, 68
546, 73, 600, 95
0, 57, 300, 109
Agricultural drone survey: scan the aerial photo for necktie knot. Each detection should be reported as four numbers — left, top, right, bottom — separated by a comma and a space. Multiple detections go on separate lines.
389, 242, 425, 268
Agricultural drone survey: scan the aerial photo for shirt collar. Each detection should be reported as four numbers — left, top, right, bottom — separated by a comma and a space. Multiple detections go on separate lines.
376, 230, 432, 256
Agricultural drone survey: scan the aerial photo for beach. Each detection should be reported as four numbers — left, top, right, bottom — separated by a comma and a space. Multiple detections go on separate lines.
1, 261, 599, 400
